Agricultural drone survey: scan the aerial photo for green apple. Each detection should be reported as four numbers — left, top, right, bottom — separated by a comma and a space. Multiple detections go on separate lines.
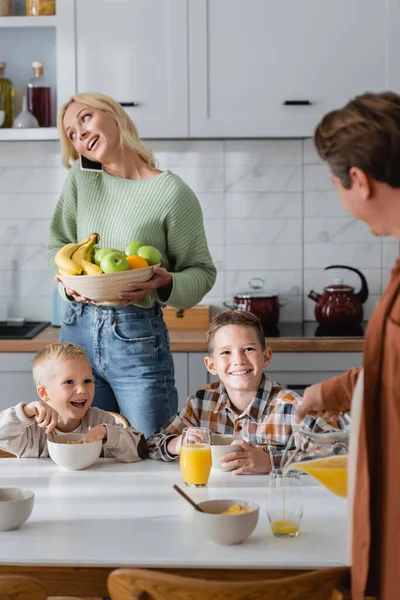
124, 240, 145, 256
100, 251, 129, 273
137, 245, 161, 266
94, 247, 122, 267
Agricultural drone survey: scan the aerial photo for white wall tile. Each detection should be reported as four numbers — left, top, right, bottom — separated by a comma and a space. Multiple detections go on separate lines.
197, 194, 225, 219
304, 191, 347, 217
303, 139, 323, 165
304, 164, 335, 191
0, 270, 53, 297
226, 166, 302, 193
0, 141, 61, 167
171, 166, 224, 193
226, 193, 302, 219
150, 141, 224, 168
0, 220, 50, 246
382, 240, 399, 268
226, 218, 301, 245
0, 195, 59, 220
204, 219, 224, 245
0, 246, 48, 271
280, 297, 302, 322
225, 140, 302, 166
304, 242, 381, 269
225, 244, 302, 271
225, 270, 301, 297
0, 168, 65, 194
304, 217, 376, 244
208, 245, 224, 271
3, 296, 53, 321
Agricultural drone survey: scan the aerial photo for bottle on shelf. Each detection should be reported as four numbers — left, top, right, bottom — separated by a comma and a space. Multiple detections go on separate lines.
13, 95, 39, 129
0, 0, 12, 16
27, 61, 52, 127
26, 0, 56, 16
0, 62, 14, 128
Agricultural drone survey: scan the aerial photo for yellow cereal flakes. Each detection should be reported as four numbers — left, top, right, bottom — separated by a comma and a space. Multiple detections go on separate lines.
221, 504, 253, 515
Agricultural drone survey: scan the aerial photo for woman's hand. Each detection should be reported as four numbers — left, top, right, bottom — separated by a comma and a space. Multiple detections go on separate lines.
118, 265, 172, 305
54, 276, 91, 303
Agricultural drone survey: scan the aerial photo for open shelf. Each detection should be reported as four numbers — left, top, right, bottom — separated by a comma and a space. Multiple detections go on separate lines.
0, 127, 59, 141
0, 16, 56, 28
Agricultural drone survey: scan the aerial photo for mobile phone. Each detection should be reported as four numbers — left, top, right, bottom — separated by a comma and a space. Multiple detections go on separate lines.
80, 154, 103, 172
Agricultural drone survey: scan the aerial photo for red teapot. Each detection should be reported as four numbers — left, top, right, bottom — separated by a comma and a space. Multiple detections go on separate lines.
308, 265, 369, 328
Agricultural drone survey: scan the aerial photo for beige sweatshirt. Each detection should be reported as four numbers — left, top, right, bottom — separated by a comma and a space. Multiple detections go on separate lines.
0, 403, 147, 462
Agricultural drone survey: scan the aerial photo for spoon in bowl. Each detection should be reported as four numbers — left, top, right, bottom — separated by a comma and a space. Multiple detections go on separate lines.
173, 484, 204, 513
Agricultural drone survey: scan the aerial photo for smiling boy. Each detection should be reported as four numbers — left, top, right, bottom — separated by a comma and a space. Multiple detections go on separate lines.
0, 342, 146, 461
147, 310, 333, 473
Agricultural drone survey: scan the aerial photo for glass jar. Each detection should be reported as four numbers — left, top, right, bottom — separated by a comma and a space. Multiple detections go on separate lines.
0, 0, 12, 16
26, 0, 56, 16
0, 62, 15, 128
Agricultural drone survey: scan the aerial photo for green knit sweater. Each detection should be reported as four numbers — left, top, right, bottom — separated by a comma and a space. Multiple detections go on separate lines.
46, 163, 217, 309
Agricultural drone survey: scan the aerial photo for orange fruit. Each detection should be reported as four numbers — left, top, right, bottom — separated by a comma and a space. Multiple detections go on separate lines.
126, 255, 149, 269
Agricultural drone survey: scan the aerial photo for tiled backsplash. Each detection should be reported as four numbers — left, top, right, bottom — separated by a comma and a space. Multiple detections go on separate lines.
0, 139, 398, 322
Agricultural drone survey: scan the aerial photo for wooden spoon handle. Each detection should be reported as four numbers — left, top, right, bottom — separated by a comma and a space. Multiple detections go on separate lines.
173, 484, 204, 512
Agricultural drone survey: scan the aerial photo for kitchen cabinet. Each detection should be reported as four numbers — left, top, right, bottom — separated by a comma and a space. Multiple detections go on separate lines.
75, 0, 188, 138
0, 0, 75, 140
387, 0, 400, 93
189, 0, 387, 137
0, 353, 36, 411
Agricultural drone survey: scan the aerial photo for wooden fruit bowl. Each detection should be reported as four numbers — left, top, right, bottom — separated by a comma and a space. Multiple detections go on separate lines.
58, 264, 158, 304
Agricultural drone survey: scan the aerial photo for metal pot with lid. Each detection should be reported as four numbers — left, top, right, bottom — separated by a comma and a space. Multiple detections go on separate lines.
224, 278, 288, 329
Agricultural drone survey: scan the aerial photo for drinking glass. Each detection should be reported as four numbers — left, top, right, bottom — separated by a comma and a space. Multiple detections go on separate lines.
180, 427, 212, 488
267, 469, 303, 537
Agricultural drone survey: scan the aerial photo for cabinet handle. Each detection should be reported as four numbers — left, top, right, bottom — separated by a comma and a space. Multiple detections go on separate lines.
283, 100, 313, 106
119, 102, 139, 107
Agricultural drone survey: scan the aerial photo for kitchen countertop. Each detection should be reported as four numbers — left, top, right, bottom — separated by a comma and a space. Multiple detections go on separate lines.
0, 326, 364, 353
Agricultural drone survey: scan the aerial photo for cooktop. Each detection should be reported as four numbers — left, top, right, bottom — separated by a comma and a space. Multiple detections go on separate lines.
263, 321, 367, 339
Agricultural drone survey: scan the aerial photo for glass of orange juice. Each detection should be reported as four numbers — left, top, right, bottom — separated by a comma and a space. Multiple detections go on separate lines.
267, 469, 303, 537
180, 427, 212, 488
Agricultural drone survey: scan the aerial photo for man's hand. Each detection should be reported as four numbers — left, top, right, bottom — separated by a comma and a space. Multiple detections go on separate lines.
295, 383, 338, 423
167, 435, 182, 456
220, 439, 272, 475
77, 425, 107, 444
118, 266, 172, 305
24, 401, 59, 435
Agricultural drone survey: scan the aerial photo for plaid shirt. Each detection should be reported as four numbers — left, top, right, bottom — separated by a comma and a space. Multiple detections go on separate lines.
146, 374, 334, 467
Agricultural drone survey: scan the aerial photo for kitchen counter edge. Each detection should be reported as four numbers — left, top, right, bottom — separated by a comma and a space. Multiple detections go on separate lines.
0, 326, 365, 353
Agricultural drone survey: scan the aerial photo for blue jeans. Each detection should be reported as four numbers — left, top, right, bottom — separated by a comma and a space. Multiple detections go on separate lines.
60, 302, 178, 438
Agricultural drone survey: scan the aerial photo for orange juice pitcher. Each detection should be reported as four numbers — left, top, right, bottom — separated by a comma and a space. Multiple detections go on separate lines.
180, 427, 212, 488
282, 417, 350, 498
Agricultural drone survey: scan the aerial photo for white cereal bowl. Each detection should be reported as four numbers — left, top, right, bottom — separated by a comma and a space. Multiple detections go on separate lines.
210, 434, 244, 472
194, 499, 259, 545
0, 488, 35, 531
47, 434, 102, 471
58, 264, 159, 304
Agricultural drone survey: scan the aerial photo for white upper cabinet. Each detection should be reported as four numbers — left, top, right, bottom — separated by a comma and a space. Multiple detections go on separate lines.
189, 0, 387, 137
75, 0, 188, 138
387, 0, 400, 93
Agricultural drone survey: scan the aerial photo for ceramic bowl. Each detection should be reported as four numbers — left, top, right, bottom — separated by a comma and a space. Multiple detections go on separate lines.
58, 264, 158, 304
47, 434, 102, 471
0, 488, 35, 531
210, 434, 244, 472
194, 499, 259, 545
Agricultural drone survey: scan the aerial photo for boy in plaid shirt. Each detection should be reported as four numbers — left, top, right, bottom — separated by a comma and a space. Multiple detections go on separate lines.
147, 310, 335, 474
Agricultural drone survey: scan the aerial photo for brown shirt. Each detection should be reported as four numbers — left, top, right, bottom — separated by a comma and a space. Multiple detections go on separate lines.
322, 257, 400, 600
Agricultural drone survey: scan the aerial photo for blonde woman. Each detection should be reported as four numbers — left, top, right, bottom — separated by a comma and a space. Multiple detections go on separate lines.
46, 92, 216, 437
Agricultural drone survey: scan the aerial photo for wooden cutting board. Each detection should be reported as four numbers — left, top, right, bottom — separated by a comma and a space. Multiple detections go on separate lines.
162, 305, 210, 331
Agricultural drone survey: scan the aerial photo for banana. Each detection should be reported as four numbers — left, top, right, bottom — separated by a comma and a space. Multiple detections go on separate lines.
54, 238, 92, 276
71, 233, 102, 275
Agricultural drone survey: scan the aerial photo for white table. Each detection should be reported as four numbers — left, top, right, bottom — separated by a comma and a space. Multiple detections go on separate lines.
0, 458, 349, 596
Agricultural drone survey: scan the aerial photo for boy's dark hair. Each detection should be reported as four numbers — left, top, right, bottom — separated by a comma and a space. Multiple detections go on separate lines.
314, 91, 400, 189
207, 310, 265, 354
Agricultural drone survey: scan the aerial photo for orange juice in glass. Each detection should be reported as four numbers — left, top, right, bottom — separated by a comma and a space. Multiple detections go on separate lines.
180, 427, 212, 487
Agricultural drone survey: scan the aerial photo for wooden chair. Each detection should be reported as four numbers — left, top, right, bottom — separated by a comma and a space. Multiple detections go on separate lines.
108, 412, 131, 428
0, 449, 15, 458
108, 567, 351, 600
0, 574, 85, 600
